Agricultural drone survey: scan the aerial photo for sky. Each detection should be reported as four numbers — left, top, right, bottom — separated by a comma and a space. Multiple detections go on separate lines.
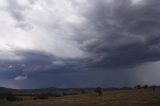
0, 0, 160, 89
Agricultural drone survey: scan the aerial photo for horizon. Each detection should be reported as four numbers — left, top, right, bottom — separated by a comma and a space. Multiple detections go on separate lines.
1, 0, 160, 89
1, 84, 159, 90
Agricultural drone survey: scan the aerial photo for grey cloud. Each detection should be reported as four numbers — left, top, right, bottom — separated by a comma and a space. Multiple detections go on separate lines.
2, 0, 160, 69
0, 50, 87, 77
6, 0, 26, 21
76, 0, 160, 68
1, 0, 160, 88
5, 0, 33, 29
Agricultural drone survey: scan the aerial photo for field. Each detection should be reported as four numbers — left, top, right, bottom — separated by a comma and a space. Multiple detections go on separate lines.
1, 89, 160, 106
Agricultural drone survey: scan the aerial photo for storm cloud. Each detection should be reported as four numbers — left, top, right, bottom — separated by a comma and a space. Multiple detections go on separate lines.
0, 0, 160, 88
79, 0, 160, 68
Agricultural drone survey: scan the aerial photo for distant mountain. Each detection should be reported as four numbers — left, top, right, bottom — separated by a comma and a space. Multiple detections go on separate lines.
0, 87, 61, 94
0, 87, 17, 93
0, 86, 160, 94
0, 87, 91, 94
32, 87, 62, 92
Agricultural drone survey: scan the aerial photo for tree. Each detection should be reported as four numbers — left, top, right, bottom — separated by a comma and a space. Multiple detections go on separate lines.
6, 92, 23, 101
143, 84, 148, 89
151, 86, 156, 92
135, 85, 141, 89
95, 87, 103, 96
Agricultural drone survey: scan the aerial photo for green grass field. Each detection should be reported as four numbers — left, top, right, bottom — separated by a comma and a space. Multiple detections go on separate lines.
1, 89, 160, 106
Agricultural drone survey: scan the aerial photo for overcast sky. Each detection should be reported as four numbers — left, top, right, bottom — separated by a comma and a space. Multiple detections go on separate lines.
0, 0, 160, 89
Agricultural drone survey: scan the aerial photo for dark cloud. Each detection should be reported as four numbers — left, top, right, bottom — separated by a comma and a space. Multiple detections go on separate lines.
78, 0, 160, 68
0, 50, 93, 88
4, 0, 160, 68
2, 0, 160, 70
0, 50, 87, 76
1, 0, 160, 88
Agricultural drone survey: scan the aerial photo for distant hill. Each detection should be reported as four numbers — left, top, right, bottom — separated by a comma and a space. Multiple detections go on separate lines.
0, 87, 94, 94
0, 87, 60, 94
0, 87, 17, 93
0, 86, 160, 94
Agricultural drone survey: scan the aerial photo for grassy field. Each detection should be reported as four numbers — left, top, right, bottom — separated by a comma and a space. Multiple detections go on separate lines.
1, 89, 160, 106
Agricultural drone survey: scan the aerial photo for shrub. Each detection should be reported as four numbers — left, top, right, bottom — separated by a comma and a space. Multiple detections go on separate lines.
135, 85, 141, 89
95, 87, 103, 96
143, 85, 149, 89
6, 93, 23, 102
33, 93, 49, 100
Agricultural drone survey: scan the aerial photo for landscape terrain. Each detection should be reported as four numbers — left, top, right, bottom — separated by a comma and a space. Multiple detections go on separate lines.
0, 87, 160, 106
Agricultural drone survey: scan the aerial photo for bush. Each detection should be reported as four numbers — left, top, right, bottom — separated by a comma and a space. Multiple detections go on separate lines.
143, 85, 149, 89
0, 96, 5, 100
6, 96, 23, 101
151, 86, 156, 92
135, 85, 141, 89
95, 87, 103, 96
33, 93, 49, 100
51, 92, 62, 97
6, 93, 23, 102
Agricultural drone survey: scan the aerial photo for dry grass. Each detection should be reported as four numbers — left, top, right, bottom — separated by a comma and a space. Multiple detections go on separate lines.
1, 89, 160, 106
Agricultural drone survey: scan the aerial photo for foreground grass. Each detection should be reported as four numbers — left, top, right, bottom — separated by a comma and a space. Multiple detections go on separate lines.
1, 89, 160, 106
